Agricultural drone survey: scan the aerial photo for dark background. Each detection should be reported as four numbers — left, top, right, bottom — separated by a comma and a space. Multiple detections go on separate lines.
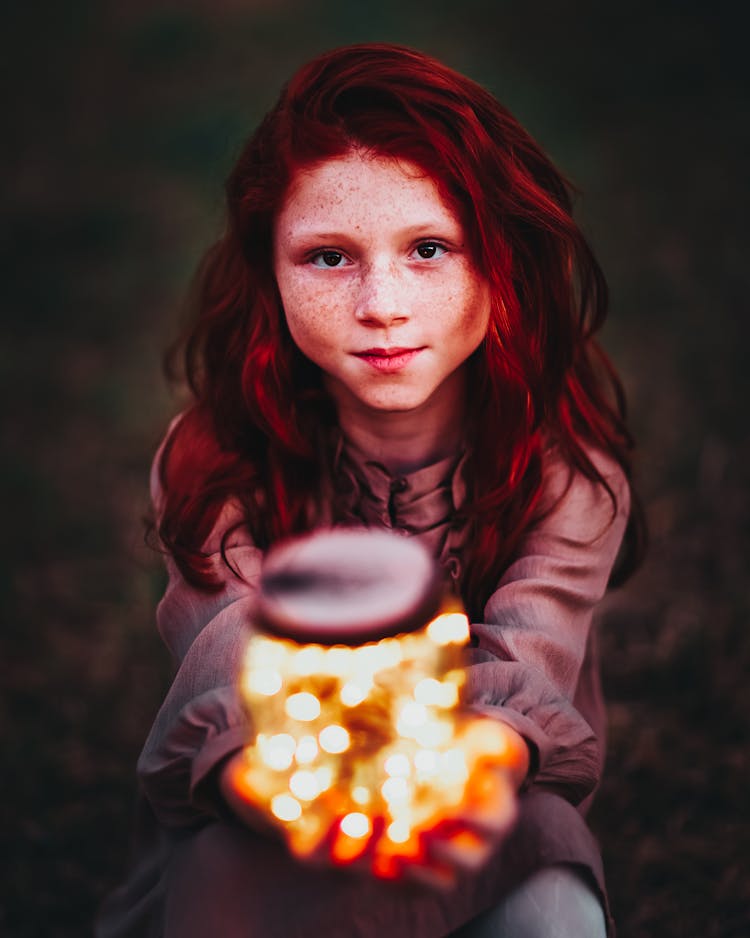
2, 2, 748, 935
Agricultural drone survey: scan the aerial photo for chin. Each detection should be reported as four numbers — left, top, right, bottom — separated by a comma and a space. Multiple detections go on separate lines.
361, 394, 430, 413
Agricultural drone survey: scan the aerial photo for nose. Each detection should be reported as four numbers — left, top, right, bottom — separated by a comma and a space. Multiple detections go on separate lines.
354, 262, 409, 328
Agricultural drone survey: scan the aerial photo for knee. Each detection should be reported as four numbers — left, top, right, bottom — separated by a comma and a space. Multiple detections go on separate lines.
459, 865, 607, 938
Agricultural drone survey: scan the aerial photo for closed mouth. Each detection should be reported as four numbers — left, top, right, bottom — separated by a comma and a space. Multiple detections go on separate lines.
354, 347, 422, 357
352, 347, 425, 373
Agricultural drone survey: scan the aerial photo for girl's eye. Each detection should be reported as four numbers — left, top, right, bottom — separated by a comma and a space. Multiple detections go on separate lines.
311, 251, 347, 268
414, 242, 446, 260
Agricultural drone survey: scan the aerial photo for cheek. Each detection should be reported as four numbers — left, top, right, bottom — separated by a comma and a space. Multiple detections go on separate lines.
281, 282, 338, 353
451, 279, 491, 341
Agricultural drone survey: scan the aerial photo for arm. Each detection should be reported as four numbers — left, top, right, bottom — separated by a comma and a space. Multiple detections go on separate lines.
464, 445, 630, 804
135, 427, 263, 829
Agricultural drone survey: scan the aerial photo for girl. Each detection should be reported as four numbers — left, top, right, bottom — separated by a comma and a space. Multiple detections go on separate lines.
98, 43, 642, 938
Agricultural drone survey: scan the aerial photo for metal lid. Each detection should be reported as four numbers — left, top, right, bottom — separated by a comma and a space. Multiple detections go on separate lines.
256, 528, 442, 644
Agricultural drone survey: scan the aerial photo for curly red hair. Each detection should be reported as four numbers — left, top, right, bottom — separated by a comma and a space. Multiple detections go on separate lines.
157, 43, 644, 617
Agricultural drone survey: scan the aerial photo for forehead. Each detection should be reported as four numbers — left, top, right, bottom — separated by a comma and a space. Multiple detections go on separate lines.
275, 150, 461, 233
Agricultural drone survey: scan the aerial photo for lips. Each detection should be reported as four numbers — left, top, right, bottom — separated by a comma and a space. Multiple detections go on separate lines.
353, 347, 424, 374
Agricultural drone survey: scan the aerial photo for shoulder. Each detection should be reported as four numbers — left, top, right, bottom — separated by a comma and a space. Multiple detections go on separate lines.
536, 439, 631, 544
149, 411, 186, 518
150, 409, 255, 556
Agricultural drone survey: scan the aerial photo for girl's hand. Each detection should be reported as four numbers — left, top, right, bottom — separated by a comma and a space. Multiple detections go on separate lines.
221, 717, 528, 889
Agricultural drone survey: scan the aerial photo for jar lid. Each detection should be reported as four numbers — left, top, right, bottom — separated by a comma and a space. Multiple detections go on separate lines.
256, 528, 442, 644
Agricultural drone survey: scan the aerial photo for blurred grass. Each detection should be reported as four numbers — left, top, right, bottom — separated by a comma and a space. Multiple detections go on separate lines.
2, 2, 748, 936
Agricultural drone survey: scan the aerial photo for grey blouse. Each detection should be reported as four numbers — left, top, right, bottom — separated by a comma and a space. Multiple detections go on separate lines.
97, 421, 629, 937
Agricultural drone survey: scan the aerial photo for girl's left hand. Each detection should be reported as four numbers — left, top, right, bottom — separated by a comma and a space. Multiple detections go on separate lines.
353, 717, 528, 887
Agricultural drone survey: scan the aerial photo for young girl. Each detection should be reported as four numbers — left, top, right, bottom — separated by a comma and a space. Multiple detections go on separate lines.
98, 43, 642, 938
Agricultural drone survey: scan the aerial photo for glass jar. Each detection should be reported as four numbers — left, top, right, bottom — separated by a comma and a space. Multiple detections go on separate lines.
234, 528, 511, 876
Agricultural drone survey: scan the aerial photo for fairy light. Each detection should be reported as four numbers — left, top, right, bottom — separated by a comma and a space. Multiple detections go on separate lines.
384, 753, 410, 777
245, 668, 283, 697
271, 794, 302, 822
426, 612, 470, 646
340, 812, 371, 839
295, 735, 318, 764
386, 819, 411, 843
340, 681, 367, 706
414, 677, 458, 708
414, 748, 438, 775
289, 769, 321, 801
285, 692, 321, 721
314, 765, 333, 791
319, 724, 350, 754
290, 646, 325, 676
414, 717, 453, 749
237, 600, 516, 877
351, 785, 371, 805
381, 776, 410, 804
259, 733, 296, 771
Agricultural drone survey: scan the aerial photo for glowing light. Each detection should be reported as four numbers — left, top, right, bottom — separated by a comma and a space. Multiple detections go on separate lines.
271, 793, 302, 822
386, 819, 411, 843
357, 638, 402, 670
439, 748, 468, 783
415, 718, 452, 748
384, 753, 411, 777
245, 668, 282, 696
315, 766, 333, 791
247, 637, 284, 669
414, 749, 438, 774
340, 812, 371, 839
414, 677, 458, 708
295, 735, 318, 764
259, 733, 296, 771
236, 595, 515, 878
319, 724, 350, 754
324, 646, 352, 677
398, 702, 428, 728
290, 645, 325, 676
381, 776, 409, 804
289, 769, 320, 801
340, 681, 367, 706
427, 613, 470, 646
351, 785, 371, 805
285, 692, 321, 721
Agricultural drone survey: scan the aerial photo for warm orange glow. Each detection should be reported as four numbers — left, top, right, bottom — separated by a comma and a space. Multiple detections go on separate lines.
318, 724, 350, 754
285, 692, 321, 721
340, 812, 371, 838
245, 668, 283, 696
426, 612, 470, 646
236, 602, 518, 878
386, 819, 411, 843
340, 681, 367, 706
295, 735, 319, 764
271, 793, 302, 822
289, 769, 321, 801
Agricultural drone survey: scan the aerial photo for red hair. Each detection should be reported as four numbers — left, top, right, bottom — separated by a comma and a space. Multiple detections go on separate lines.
158, 43, 644, 616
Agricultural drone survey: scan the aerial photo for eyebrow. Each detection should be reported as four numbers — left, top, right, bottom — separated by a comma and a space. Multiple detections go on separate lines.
281, 222, 464, 244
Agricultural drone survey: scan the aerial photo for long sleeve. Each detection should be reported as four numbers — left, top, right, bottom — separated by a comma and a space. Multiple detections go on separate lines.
464, 447, 630, 805
136, 433, 263, 829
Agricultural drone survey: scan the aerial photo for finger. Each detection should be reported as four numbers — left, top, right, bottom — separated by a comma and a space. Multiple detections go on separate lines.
428, 828, 494, 872
401, 857, 457, 891
329, 814, 384, 867
460, 765, 517, 835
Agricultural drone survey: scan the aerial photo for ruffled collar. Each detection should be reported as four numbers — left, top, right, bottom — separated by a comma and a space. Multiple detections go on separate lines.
325, 433, 470, 588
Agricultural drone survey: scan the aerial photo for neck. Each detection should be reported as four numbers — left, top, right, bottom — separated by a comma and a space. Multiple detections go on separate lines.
331, 373, 468, 474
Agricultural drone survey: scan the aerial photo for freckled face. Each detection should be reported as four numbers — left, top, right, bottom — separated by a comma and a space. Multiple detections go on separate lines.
272, 151, 491, 421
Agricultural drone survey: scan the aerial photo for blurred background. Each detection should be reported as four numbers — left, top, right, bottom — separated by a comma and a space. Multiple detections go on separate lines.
2, 1, 747, 935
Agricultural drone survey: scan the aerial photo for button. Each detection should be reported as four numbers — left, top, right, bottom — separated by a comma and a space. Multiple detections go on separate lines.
390, 477, 408, 494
